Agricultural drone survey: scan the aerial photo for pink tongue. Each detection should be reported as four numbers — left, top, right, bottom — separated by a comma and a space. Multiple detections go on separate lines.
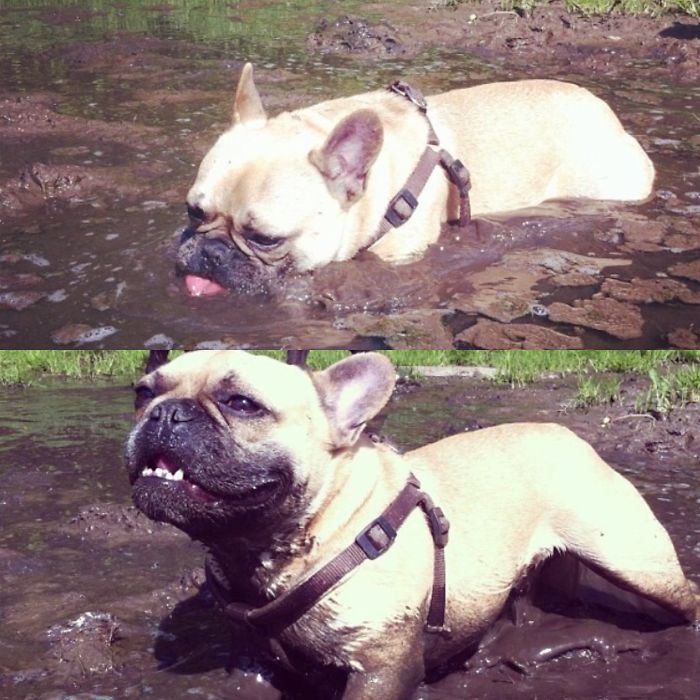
185, 274, 226, 297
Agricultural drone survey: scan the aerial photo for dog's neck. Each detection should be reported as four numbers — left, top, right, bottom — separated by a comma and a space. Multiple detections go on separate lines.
318, 92, 435, 262
205, 437, 408, 604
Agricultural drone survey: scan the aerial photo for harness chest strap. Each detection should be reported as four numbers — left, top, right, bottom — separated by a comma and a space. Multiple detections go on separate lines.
368, 81, 472, 248
206, 474, 451, 638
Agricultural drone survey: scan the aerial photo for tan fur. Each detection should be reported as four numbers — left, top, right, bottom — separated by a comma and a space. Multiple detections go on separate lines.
187, 65, 654, 271
136, 351, 696, 700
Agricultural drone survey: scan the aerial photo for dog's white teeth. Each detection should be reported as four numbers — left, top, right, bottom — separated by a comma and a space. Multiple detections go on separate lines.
142, 466, 185, 481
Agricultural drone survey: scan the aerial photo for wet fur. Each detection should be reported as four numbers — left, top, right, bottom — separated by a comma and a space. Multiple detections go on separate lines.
180, 65, 655, 291
126, 351, 698, 700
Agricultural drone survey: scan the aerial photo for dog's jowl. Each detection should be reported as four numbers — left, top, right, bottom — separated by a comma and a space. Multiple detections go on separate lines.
124, 350, 699, 700
177, 63, 654, 295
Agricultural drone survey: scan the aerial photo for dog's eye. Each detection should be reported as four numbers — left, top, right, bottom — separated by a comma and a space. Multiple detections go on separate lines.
134, 384, 156, 410
223, 394, 265, 415
244, 229, 283, 250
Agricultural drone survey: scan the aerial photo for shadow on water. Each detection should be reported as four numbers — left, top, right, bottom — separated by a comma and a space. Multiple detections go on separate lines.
0, 377, 698, 698
0, 1, 698, 348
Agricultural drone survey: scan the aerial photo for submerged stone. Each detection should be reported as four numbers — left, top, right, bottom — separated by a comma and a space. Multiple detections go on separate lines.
669, 259, 700, 283
667, 327, 699, 349
601, 277, 700, 305
51, 323, 117, 345
342, 309, 453, 348
547, 297, 644, 340
457, 319, 583, 349
0, 291, 44, 310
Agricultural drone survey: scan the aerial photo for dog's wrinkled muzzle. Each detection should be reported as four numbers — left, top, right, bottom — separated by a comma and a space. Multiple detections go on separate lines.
176, 226, 279, 296
176, 230, 251, 296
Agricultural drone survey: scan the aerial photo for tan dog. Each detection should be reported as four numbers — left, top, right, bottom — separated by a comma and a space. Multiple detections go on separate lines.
178, 64, 654, 294
125, 351, 697, 699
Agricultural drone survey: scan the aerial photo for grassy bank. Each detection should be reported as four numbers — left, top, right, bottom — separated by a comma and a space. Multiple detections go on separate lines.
1, 350, 699, 385
494, 0, 699, 17
2, 350, 698, 414
0, 350, 149, 385
572, 364, 700, 413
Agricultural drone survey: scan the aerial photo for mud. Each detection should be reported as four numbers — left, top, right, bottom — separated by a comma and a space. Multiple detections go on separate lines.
456, 318, 584, 348
547, 296, 645, 340
322, 2, 699, 83
669, 326, 700, 348
0, 0, 698, 348
0, 375, 698, 699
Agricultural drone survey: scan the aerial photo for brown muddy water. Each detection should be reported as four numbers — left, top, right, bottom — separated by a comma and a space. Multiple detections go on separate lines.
0, 1, 699, 349
0, 375, 698, 698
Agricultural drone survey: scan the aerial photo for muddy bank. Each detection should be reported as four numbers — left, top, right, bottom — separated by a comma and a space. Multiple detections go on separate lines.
0, 1, 698, 348
310, 1, 700, 83
0, 375, 698, 698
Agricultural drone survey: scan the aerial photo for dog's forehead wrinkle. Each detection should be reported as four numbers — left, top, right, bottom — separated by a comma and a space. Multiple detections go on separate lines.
167, 351, 317, 414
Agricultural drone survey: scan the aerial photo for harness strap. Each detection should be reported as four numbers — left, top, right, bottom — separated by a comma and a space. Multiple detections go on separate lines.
206, 474, 450, 639
418, 490, 450, 631
367, 80, 471, 250
374, 146, 442, 240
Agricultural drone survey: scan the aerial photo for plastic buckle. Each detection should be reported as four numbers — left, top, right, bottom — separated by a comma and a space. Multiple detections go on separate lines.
385, 188, 418, 228
445, 158, 471, 195
389, 80, 427, 112
356, 516, 397, 559
427, 507, 450, 548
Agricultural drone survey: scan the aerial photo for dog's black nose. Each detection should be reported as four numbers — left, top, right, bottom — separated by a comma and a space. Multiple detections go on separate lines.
149, 399, 198, 425
201, 237, 234, 268
187, 202, 205, 223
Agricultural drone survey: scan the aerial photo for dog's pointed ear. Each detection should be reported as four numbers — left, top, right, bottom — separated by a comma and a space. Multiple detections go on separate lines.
233, 63, 267, 125
309, 109, 383, 206
314, 353, 396, 449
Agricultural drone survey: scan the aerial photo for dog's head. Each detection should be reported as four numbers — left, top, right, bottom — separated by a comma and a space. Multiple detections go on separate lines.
125, 351, 396, 540
177, 63, 384, 296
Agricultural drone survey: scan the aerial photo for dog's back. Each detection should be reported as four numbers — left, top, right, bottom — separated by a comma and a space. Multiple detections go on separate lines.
404, 423, 699, 636
429, 79, 654, 214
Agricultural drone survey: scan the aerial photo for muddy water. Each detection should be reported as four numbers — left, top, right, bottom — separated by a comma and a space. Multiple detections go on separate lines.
0, 377, 698, 698
0, 1, 699, 349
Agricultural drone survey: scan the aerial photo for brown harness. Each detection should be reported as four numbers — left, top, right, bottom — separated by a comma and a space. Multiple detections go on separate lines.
367, 80, 472, 250
206, 474, 451, 642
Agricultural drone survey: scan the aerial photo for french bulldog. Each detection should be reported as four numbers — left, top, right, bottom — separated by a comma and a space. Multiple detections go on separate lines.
177, 64, 654, 295
125, 351, 697, 699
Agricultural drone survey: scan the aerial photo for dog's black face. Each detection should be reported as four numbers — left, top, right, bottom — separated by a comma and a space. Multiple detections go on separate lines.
176, 227, 293, 297
125, 394, 295, 539
124, 350, 397, 548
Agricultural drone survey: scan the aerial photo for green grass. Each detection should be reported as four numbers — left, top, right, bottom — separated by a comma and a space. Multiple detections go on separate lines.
0, 350, 151, 385
562, 0, 699, 16
634, 365, 700, 415
441, 350, 700, 385
445, 0, 700, 17
2, 350, 699, 414
573, 375, 623, 408
1, 350, 699, 385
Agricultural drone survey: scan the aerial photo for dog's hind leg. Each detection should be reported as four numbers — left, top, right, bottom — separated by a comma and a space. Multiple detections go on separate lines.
553, 463, 700, 624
